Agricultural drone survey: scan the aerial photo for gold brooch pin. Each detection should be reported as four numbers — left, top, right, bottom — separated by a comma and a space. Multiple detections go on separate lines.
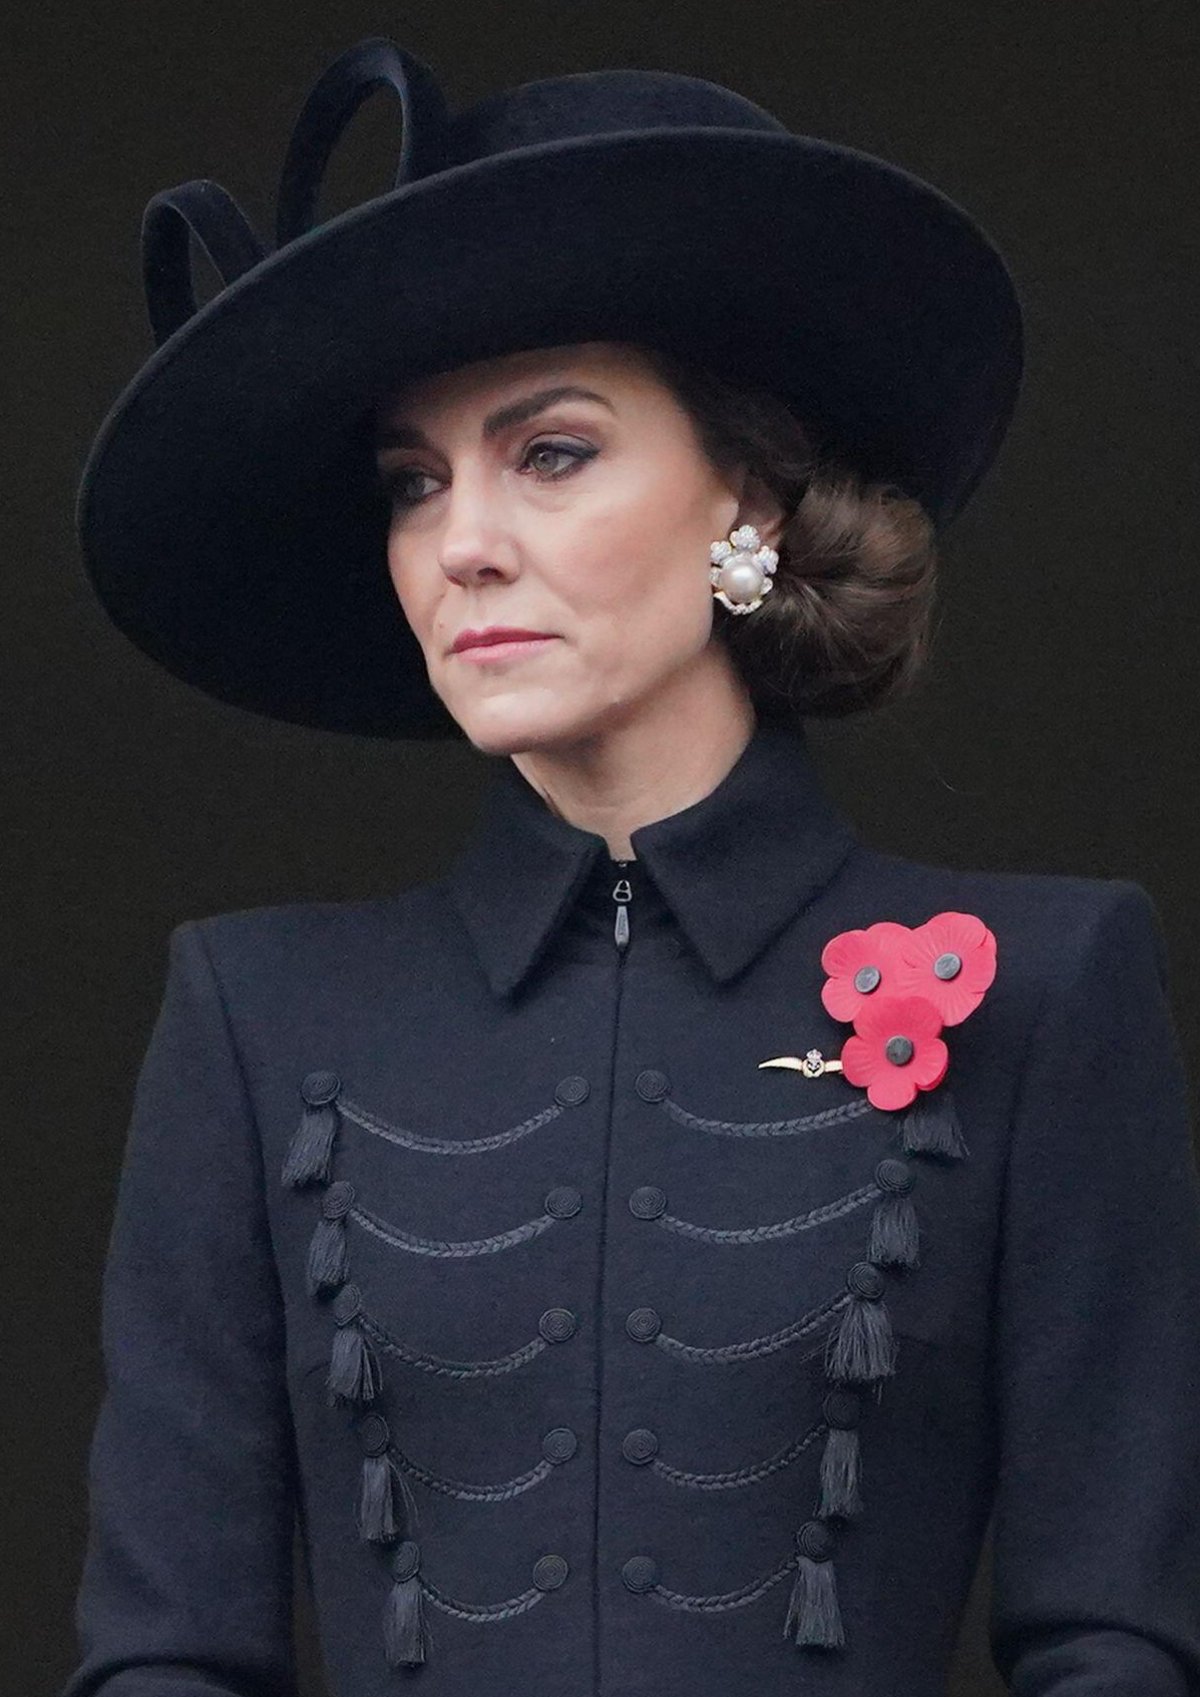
759, 1047, 843, 1079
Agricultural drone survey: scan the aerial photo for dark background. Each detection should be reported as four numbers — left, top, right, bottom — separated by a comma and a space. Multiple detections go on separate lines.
9, 3, 1197, 1693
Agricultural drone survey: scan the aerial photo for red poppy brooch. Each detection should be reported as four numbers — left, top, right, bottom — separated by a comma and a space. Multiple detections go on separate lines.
760, 911, 998, 1158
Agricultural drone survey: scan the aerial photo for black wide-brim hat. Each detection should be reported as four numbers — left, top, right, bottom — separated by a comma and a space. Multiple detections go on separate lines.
78, 36, 1024, 740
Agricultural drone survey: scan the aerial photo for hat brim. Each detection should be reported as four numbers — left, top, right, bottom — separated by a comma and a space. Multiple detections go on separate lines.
78, 127, 1024, 739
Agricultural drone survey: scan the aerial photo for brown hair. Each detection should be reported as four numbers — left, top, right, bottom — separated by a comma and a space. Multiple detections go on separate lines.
635, 342, 939, 725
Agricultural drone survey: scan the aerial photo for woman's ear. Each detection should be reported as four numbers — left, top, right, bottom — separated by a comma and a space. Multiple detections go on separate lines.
732, 471, 789, 553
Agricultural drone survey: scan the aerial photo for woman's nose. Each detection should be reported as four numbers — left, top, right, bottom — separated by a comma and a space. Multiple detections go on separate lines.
437, 468, 518, 585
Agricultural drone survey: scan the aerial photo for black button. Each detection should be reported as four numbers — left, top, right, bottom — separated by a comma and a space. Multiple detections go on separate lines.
621, 1555, 658, 1592
555, 1076, 589, 1106
875, 1157, 914, 1194
847, 1261, 885, 1301
539, 1307, 577, 1343
795, 1520, 835, 1562
628, 1185, 666, 1220
621, 1427, 659, 1465
634, 1068, 669, 1102
301, 1069, 340, 1106
322, 1180, 355, 1219
933, 951, 962, 981
332, 1282, 362, 1324
542, 1427, 578, 1464
625, 1306, 661, 1342
532, 1553, 569, 1591
884, 1034, 914, 1066
822, 1390, 861, 1430
358, 1413, 390, 1455
391, 1539, 421, 1581
545, 1185, 582, 1219
853, 965, 881, 993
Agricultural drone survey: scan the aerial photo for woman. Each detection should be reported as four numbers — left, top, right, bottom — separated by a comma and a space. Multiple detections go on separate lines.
62, 35, 1200, 1697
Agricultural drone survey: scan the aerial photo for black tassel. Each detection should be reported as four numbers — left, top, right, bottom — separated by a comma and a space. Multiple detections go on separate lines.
898, 1087, 968, 1159
359, 1452, 420, 1542
784, 1559, 844, 1647
784, 1522, 844, 1648
817, 1427, 863, 1519
281, 1102, 337, 1187
825, 1294, 896, 1384
383, 1541, 428, 1667
328, 1319, 380, 1407
282, 1070, 342, 1188
869, 1192, 920, 1267
825, 1262, 897, 1385
306, 1180, 355, 1297
307, 1215, 349, 1295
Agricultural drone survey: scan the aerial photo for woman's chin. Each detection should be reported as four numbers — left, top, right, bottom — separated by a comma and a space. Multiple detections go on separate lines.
448, 692, 606, 758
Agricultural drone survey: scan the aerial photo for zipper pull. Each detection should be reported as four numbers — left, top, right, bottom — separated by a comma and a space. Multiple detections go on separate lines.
612, 867, 632, 951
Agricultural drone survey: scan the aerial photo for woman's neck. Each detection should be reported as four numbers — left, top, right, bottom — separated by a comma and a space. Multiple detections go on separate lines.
509, 689, 757, 860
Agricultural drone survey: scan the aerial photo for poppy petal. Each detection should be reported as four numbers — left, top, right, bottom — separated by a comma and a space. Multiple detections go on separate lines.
911, 1036, 950, 1089
822, 976, 866, 1023
894, 915, 997, 1024
839, 1034, 876, 1089
851, 993, 944, 1043
920, 911, 988, 952
867, 1069, 917, 1111
820, 930, 871, 976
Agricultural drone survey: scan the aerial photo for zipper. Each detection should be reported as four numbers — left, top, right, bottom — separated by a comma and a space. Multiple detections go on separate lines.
597, 855, 633, 1684
611, 859, 632, 952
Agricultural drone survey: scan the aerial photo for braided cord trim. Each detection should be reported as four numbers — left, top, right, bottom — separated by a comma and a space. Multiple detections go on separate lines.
360, 1309, 549, 1378
390, 1442, 557, 1503
659, 1094, 877, 1139
654, 1418, 826, 1490
648, 1553, 799, 1613
658, 1182, 878, 1244
340, 1094, 563, 1154
350, 1201, 556, 1258
420, 1576, 547, 1622
655, 1289, 851, 1364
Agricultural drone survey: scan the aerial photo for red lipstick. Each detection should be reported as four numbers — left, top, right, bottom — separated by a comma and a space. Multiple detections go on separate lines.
450, 626, 557, 654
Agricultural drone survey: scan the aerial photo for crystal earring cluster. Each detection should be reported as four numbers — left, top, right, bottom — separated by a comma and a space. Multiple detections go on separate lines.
709, 524, 779, 614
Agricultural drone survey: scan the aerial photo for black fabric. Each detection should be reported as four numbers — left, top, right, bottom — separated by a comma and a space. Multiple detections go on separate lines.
274, 39, 451, 246
60, 721, 1200, 1695
76, 35, 1024, 738
141, 181, 267, 347
447, 721, 859, 995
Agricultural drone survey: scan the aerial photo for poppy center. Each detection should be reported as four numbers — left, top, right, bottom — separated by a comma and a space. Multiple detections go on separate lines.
884, 1034, 914, 1065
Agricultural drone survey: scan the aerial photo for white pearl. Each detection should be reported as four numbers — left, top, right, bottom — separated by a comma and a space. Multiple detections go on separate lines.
716, 552, 765, 604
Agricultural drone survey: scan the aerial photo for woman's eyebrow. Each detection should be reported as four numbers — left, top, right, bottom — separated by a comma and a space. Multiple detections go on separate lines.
374, 385, 615, 453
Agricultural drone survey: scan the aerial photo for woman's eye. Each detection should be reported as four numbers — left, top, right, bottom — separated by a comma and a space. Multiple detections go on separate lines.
382, 467, 437, 506
522, 441, 592, 479
380, 439, 595, 510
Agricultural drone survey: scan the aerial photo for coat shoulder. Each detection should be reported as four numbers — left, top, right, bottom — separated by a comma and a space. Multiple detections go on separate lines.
169, 884, 446, 983
844, 844, 1165, 1011
853, 842, 1157, 926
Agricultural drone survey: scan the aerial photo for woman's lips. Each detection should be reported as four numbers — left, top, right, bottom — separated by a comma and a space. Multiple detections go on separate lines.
454, 636, 559, 663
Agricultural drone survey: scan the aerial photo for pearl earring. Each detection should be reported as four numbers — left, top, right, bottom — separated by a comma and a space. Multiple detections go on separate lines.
709, 524, 778, 614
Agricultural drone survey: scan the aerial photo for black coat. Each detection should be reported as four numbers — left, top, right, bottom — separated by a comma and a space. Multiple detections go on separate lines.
61, 721, 1200, 1697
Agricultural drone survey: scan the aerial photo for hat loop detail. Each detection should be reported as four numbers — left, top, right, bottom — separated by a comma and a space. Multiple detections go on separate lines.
141, 180, 267, 348
275, 37, 450, 247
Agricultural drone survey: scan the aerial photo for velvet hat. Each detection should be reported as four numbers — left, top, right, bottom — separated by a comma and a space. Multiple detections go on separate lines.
77, 36, 1025, 739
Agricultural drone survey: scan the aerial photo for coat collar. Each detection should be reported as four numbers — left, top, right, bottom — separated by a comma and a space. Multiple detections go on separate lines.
444, 720, 861, 999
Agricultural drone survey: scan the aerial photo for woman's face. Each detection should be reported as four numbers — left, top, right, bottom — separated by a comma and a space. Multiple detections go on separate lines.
373, 341, 776, 756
